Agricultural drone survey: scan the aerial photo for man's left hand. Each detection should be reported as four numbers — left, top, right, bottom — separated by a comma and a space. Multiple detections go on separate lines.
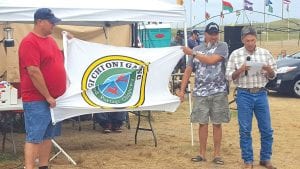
262, 65, 273, 74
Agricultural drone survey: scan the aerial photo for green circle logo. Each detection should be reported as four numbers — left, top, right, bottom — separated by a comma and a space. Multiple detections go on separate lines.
81, 55, 148, 108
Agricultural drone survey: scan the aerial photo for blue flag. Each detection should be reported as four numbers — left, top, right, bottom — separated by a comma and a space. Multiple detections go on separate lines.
265, 0, 272, 6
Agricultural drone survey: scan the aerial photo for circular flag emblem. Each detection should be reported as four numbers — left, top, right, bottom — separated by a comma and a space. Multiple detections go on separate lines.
81, 55, 148, 108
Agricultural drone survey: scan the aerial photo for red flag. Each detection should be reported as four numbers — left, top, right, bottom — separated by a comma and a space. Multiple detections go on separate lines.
283, 0, 291, 12
222, 0, 233, 13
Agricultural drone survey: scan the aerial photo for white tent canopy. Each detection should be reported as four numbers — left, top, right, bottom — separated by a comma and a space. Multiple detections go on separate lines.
0, 0, 185, 26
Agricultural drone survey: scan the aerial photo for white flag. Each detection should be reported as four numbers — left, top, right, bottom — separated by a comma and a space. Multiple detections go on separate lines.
51, 37, 183, 123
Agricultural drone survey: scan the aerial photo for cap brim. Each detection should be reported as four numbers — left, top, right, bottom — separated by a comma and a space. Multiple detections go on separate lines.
49, 17, 61, 25
207, 31, 219, 35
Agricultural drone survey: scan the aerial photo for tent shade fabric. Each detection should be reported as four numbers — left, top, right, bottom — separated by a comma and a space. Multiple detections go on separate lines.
0, 0, 185, 26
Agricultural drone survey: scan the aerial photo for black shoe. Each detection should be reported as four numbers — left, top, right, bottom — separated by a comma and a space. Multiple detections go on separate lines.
102, 123, 112, 133
112, 125, 123, 133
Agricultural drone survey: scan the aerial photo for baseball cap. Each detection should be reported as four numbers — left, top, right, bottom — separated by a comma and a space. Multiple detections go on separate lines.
192, 30, 200, 36
205, 22, 219, 34
176, 30, 184, 37
34, 8, 61, 24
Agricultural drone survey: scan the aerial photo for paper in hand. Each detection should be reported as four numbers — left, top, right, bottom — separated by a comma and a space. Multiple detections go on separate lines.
246, 61, 264, 76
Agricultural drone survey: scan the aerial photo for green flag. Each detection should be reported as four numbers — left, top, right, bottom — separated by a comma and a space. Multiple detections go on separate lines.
268, 5, 273, 13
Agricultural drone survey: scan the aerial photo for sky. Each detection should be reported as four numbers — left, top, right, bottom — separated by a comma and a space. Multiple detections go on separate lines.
163, 0, 300, 28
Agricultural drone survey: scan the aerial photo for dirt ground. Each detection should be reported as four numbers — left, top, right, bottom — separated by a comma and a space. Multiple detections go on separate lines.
1, 89, 300, 169
1, 40, 300, 169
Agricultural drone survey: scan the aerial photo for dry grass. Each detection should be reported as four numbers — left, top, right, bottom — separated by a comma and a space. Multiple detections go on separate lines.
1, 40, 299, 169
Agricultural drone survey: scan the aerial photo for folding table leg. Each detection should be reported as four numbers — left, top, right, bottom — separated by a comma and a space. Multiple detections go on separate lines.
134, 111, 157, 147
50, 139, 77, 165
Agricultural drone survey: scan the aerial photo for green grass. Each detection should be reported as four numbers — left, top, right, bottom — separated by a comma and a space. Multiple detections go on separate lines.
0, 153, 15, 161
0, 153, 23, 169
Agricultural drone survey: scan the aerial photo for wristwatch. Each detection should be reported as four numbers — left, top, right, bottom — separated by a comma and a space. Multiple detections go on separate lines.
192, 51, 197, 58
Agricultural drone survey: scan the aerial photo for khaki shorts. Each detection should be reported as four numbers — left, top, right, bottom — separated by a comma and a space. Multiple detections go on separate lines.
191, 92, 230, 124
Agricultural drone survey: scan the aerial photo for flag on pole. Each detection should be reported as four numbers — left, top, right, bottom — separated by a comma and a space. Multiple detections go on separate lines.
244, 0, 253, 11
265, 0, 272, 6
205, 12, 210, 20
283, 0, 291, 11
176, 0, 184, 5
265, 0, 273, 13
222, 0, 233, 13
268, 5, 273, 13
51, 37, 182, 123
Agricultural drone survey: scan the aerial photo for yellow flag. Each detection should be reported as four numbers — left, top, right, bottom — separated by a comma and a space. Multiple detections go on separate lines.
176, 0, 184, 5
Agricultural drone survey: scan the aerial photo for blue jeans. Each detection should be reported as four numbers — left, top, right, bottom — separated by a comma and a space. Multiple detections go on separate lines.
236, 89, 273, 163
23, 101, 61, 143
94, 112, 127, 128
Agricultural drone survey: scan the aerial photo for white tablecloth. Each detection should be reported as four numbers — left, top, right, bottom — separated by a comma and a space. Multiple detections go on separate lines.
0, 99, 23, 111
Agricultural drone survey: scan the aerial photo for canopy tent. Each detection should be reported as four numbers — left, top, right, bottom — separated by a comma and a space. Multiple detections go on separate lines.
0, 0, 194, 145
0, 0, 185, 26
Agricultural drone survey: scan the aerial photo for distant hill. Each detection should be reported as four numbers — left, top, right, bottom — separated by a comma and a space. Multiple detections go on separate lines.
171, 18, 300, 41
219, 18, 300, 41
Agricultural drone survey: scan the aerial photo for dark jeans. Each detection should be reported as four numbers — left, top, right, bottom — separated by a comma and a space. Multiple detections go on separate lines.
94, 112, 127, 128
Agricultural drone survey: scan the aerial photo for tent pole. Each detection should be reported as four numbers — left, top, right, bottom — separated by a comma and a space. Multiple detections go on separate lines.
183, 22, 194, 146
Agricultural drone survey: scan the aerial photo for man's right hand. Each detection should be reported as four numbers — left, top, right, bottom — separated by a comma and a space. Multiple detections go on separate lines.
46, 96, 56, 108
176, 89, 185, 102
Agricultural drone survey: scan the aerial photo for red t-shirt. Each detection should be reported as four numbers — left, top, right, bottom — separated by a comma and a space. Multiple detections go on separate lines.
19, 32, 67, 101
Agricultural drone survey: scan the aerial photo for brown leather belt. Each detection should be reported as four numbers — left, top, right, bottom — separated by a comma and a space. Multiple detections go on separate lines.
237, 87, 266, 93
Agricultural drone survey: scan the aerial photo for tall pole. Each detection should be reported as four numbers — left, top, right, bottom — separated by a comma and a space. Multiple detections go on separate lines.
243, 8, 245, 24
281, 0, 284, 46
205, 0, 207, 25
287, 5, 290, 40
267, 17, 269, 42
190, 0, 193, 27
281, 0, 284, 20
264, 0, 266, 41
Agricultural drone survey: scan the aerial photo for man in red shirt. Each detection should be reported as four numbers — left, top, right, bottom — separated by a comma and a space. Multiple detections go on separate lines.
19, 8, 68, 169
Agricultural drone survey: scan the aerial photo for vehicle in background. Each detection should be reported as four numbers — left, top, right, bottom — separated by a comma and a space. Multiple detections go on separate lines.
266, 51, 300, 97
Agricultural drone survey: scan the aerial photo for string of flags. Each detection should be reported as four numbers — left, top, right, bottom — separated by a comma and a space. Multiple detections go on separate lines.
222, 0, 233, 13
244, 0, 253, 11
176, 0, 292, 19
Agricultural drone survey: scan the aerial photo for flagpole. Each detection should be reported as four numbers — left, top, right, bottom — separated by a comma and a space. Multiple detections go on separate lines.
264, 0, 266, 42
281, 0, 284, 47
190, 0, 193, 27
220, 0, 223, 40
281, 0, 284, 20
287, 4, 290, 40
243, 8, 245, 24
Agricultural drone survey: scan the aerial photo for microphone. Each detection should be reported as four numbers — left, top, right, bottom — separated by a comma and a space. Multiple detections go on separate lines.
245, 56, 251, 76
